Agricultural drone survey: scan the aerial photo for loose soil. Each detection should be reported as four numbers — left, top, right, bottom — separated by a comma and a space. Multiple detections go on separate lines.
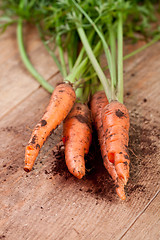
41, 106, 160, 202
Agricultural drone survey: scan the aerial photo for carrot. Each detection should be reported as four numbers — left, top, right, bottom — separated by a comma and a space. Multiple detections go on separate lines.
90, 91, 118, 182
102, 100, 130, 200
90, 92, 130, 200
24, 83, 76, 172
63, 103, 92, 179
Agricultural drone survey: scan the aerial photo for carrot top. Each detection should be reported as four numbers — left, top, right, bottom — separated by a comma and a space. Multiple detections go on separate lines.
0, 1, 160, 102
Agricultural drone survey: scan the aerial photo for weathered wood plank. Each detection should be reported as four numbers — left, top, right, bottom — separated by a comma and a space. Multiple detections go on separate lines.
0, 30, 160, 240
0, 25, 59, 119
121, 191, 160, 240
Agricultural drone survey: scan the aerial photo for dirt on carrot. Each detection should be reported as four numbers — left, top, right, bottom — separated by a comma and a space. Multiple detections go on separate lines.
63, 102, 92, 179
45, 104, 159, 203
90, 91, 130, 200
24, 83, 76, 172
102, 100, 130, 200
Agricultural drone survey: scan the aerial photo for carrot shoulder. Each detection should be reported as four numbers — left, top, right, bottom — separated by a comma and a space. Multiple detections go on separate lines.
102, 100, 130, 200
63, 103, 92, 179
24, 83, 76, 172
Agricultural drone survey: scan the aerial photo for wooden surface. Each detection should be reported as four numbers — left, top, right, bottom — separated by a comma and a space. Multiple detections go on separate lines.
0, 25, 160, 240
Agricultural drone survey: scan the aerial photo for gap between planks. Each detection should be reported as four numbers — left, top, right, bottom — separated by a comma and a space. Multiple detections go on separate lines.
119, 190, 160, 240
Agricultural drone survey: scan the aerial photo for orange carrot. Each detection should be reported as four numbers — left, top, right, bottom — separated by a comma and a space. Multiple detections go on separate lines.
24, 83, 76, 172
102, 100, 130, 200
63, 103, 92, 179
90, 91, 130, 200
90, 91, 118, 181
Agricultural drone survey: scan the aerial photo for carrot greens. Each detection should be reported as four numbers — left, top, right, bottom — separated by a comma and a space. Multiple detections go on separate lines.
0, 0, 159, 100
17, 19, 54, 93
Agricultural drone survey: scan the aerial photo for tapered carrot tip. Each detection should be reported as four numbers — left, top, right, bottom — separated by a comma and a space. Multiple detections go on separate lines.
24, 165, 32, 172
116, 186, 126, 200
69, 166, 85, 179
76, 172, 85, 179
115, 179, 126, 200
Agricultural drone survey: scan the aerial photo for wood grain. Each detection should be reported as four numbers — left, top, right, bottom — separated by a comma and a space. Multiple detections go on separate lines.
121, 191, 160, 240
0, 24, 59, 120
0, 26, 159, 240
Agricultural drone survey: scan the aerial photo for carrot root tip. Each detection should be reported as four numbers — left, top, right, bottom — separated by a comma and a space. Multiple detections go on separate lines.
116, 185, 126, 200
24, 166, 32, 172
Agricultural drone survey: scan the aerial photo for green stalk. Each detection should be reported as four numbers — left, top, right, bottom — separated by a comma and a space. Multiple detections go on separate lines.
67, 49, 73, 72
82, 80, 91, 103
72, 30, 94, 71
109, 25, 117, 93
17, 19, 54, 93
124, 35, 160, 60
67, 39, 102, 85
72, 0, 114, 91
66, 57, 88, 83
57, 35, 67, 78
78, 40, 102, 77
90, 68, 98, 95
117, 12, 123, 103
83, 34, 160, 80
75, 87, 84, 101
72, 47, 85, 71
67, 32, 79, 71
67, 33, 74, 71
37, 24, 62, 74
68, 48, 73, 72
77, 26, 111, 101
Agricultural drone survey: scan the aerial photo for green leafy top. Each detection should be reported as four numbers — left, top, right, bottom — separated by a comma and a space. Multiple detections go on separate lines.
0, 0, 160, 102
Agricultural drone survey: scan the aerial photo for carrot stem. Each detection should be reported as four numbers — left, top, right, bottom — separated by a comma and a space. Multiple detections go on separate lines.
66, 57, 88, 84
117, 12, 123, 103
57, 35, 68, 78
17, 18, 54, 93
82, 34, 160, 82
72, 0, 114, 89
72, 47, 85, 71
77, 26, 111, 101
123, 34, 160, 60
67, 40, 101, 86
72, 31, 94, 71
109, 25, 117, 98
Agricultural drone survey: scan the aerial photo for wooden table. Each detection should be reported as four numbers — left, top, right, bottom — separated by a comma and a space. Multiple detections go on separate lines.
0, 25, 159, 240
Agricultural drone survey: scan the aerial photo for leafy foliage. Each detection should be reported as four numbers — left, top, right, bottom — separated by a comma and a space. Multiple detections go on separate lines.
0, 0, 159, 100
0, 0, 159, 39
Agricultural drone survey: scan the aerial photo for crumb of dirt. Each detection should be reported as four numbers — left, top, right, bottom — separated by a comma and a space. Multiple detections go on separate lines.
86, 188, 92, 193
7, 166, 13, 170
1, 126, 19, 135
131, 73, 135, 77
143, 98, 147, 103
44, 170, 49, 175
0, 235, 5, 239
126, 92, 131, 96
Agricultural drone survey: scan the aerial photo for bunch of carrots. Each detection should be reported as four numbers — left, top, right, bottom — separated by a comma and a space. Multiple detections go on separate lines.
1, 0, 160, 200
